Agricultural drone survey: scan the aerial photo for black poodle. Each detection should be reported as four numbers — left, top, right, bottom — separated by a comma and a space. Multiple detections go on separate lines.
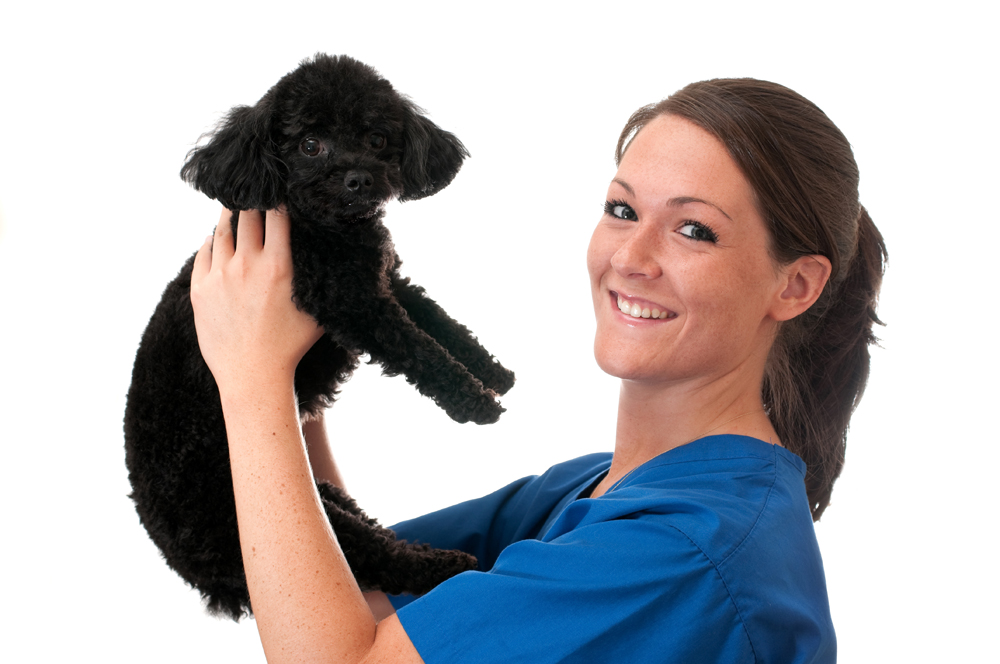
124, 54, 515, 620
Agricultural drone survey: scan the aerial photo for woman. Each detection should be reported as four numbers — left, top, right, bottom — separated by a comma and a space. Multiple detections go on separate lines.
190, 78, 885, 663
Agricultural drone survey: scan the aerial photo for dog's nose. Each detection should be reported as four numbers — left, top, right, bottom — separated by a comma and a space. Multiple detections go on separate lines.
344, 169, 374, 192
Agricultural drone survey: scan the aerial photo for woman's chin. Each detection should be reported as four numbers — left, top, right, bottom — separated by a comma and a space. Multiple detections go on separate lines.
594, 342, 671, 383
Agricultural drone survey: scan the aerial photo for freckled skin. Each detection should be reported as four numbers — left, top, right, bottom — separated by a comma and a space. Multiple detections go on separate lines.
587, 115, 785, 389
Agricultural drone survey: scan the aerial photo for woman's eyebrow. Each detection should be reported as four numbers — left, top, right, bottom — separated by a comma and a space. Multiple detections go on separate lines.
668, 196, 733, 221
612, 179, 733, 221
612, 178, 636, 196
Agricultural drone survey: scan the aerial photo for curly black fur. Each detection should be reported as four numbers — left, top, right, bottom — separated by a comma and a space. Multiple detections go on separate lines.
124, 54, 515, 620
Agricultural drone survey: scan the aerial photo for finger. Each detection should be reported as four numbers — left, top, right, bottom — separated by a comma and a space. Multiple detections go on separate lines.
212, 208, 236, 262
263, 207, 292, 258
237, 209, 265, 255
191, 234, 214, 285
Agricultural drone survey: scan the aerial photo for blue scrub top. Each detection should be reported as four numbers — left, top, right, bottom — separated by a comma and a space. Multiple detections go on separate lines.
388, 435, 836, 663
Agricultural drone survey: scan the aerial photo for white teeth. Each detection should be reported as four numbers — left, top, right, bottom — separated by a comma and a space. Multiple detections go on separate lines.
616, 294, 670, 320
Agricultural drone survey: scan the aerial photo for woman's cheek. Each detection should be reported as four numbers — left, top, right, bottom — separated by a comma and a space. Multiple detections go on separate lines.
586, 227, 614, 306
586, 226, 608, 279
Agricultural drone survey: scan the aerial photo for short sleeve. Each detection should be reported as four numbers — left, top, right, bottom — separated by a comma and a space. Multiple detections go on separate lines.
395, 517, 754, 663
389, 453, 613, 571
386, 454, 610, 612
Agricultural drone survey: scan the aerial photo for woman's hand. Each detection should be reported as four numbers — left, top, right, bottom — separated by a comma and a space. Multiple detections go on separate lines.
190, 208, 323, 396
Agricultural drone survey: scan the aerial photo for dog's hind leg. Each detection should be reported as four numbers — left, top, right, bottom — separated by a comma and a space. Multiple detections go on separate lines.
317, 483, 478, 594
125, 255, 252, 620
390, 271, 515, 396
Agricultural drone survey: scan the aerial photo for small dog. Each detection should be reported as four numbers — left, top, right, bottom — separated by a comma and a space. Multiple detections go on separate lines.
124, 54, 514, 620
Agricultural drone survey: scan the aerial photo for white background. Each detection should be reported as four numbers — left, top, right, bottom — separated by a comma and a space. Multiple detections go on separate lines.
1, 1, 996, 661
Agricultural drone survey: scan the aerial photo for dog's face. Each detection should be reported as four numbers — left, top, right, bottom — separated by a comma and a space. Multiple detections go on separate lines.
275, 62, 411, 224
180, 54, 469, 224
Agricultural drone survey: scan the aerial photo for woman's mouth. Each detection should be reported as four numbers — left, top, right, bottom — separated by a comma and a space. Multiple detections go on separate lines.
612, 291, 676, 320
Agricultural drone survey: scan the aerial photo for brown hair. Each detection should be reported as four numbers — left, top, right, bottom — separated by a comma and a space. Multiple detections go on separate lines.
616, 79, 886, 521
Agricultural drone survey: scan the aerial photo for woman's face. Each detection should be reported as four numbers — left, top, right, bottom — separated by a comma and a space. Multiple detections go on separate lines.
587, 114, 787, 386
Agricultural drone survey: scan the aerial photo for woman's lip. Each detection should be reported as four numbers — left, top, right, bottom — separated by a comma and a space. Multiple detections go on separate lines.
609, 291, 677, 320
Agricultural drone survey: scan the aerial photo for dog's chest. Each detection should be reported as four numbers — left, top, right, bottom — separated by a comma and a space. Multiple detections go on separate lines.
288, 219, 395, 312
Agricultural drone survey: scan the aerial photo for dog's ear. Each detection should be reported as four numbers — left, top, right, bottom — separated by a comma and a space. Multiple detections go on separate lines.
180, 101, 285, 210
399, 100, 470, 202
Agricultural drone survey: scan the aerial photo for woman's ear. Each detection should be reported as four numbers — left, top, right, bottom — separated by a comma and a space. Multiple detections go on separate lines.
398, 100, 469, 202
180, 101, 285, 211
770, 255, 833, 322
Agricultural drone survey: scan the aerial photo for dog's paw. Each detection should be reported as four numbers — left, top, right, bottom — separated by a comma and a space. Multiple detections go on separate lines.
444, 388, 505, 425
476, 362, 515, 396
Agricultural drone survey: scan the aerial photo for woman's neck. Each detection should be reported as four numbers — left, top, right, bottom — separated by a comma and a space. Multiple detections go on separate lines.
590, 372, 780, 498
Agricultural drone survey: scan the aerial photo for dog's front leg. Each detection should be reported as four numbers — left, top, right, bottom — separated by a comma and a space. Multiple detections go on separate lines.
321, 296, 505, 425
390, 273, 515, 396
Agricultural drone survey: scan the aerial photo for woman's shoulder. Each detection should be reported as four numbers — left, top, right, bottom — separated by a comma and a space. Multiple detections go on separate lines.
541, 436, 823, 585
601, 439, 817, 566
538, 436, 808, 545
559, 434, 834, 662
537, 451, 614, 482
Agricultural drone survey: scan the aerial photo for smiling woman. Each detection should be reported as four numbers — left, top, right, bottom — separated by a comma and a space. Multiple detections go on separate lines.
615, 80, 888, 519
589, 115, 812, 397
190, 78, 885, 663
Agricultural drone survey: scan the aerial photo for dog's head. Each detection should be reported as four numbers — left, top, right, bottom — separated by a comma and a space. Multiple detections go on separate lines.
180, 54, 469, 224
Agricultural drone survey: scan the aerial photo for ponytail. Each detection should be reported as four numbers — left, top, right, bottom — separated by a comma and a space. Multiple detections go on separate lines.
764, 207, 886, 520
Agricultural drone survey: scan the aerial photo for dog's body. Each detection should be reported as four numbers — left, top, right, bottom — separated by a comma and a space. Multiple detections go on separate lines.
124, 54, 514, 620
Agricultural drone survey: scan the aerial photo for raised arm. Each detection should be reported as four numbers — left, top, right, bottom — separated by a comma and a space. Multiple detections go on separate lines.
302, 412, 346, 489
190, 207, 419, 664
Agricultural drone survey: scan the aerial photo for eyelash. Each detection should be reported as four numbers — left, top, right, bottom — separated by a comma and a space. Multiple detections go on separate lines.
604, 199, 637, 221
678, 221, 719, 243
603, 199, 719, 243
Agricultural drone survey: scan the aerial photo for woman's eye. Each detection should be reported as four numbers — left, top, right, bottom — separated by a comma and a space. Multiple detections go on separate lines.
369, 133, 386, 149
300, 138, 322, 157
604, 200, 637, 221
678, 222, 718, 243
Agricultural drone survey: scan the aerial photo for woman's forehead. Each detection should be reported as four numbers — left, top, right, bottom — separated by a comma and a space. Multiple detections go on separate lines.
615, 115, 757, 221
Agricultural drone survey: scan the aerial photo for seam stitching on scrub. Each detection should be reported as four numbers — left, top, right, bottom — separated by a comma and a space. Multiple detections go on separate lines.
717, 444, 778, 569
668, 524, 759, 663
709, 444, 779, 663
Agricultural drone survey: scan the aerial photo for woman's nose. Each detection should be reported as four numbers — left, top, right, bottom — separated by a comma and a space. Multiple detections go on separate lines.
610, 225, 662, 279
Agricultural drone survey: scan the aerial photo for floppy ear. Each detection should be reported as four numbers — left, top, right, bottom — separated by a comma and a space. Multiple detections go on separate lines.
179, 101, 285, 210
398, 100, 470, 202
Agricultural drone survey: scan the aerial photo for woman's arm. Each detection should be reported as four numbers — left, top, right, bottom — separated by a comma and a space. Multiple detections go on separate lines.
302, 412, 346, 489
190, 208, 418, 664
302, 411, 397, 622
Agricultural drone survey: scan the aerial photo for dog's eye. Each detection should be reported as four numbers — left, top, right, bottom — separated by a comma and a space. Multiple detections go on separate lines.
368, 133, 386, 150
300, 138, 322, 157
